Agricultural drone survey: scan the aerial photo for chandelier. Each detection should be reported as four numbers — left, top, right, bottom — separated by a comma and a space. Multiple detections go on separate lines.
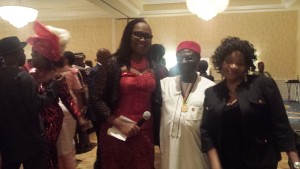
0, 6, 38, 28
186, 0, 229, 21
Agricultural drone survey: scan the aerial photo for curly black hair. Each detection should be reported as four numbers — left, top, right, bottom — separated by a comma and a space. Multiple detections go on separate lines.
211, 36, 257, 72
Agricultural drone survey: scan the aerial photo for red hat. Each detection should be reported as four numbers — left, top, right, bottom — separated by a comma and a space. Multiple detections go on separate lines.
176, 41, 201, 55
27, 21, 61, 61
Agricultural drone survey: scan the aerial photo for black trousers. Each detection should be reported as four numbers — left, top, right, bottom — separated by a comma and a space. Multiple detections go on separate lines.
2, 144, 48, 169
92, 121, 101, 169
223, 163, 278, 169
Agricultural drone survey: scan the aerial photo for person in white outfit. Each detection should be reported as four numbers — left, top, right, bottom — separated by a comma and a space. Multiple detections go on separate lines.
160, 41, 215, 169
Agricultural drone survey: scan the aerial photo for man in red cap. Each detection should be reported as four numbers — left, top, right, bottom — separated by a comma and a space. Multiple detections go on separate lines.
0, 36, 59, 169
160, 40, 215, 169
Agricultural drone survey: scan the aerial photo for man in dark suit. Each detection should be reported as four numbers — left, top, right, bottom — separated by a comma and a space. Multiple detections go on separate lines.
86, 48, 111, 169
0, 36, 59, 169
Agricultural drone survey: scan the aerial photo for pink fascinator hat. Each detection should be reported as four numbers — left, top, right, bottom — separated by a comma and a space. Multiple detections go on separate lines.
27, 21, 70, 61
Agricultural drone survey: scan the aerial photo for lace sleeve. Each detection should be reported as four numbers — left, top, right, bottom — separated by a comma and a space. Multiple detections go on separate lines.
58, 77, 81, 118
87, 65, 111, 122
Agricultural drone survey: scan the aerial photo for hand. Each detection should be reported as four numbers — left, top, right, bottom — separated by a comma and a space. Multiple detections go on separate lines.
116, 120, 140, 137
208, 148, 223, 169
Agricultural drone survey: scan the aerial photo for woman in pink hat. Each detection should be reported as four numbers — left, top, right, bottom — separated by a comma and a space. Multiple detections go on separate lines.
27, 21, 88, 169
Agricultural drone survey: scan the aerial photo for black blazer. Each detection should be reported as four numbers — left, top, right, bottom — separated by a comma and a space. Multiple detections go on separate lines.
200, 75, 296, 168
86, 63, 111, 122
0, 67, 47, 161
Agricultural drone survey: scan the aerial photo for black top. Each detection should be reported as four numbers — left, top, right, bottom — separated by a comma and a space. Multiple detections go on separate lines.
86, 63, 110, 122
220, 102, 243, 169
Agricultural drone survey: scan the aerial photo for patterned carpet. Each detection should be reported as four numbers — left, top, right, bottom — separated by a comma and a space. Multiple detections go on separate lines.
76, 137, 97, 169
76, 102, 300, 169
285, 101, 300, 133
76, 136, 293, 169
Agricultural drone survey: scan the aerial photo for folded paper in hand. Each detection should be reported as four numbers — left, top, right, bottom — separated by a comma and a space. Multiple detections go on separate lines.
107, 115, 135, 141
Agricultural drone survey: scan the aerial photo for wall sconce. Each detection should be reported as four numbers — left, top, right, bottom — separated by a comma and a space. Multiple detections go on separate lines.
0, 6, 38, 28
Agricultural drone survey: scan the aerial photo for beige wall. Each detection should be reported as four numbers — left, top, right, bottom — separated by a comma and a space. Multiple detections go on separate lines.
297, 10, 300, 79
0, 18, 115, 62
0, 10, 298, 80
144, 11, 297, 80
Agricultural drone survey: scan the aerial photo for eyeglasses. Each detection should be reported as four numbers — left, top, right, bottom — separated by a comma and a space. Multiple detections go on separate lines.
176, 50, 199, 62
132, 31, 153, 40
177, 55, 197, 62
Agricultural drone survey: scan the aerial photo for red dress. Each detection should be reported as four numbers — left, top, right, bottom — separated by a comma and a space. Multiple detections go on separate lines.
39, 78, 81, 169
100, 70, 156, 169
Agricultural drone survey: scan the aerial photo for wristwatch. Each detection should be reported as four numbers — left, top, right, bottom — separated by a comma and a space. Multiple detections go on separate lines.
294, 162, 300, 169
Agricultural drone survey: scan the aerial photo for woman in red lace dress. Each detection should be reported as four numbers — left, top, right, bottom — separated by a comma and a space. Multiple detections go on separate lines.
97, 19, 162, 169
27, 21, 88, 169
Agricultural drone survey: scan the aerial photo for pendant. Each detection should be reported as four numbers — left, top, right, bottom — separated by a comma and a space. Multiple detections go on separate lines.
181, 104, 188, 112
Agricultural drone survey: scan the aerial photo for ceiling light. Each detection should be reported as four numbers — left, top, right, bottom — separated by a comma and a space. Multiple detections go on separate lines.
0, 6, 38, 28
186, 0, 229, 21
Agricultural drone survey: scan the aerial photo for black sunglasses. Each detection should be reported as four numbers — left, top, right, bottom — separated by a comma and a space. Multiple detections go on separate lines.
132, 31, 153, 40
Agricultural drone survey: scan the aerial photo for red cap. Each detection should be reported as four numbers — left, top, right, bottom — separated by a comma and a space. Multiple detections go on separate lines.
176, 41, 201, 55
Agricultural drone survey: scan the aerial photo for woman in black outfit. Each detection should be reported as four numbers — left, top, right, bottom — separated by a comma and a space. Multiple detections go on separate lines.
200, 36, 300, 169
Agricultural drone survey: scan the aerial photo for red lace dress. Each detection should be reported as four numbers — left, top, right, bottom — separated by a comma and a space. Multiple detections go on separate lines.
39, 78, 81, 169
99, 70, 156, 169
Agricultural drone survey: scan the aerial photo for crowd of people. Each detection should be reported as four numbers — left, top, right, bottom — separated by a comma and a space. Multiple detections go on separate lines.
0, 18, 299, 169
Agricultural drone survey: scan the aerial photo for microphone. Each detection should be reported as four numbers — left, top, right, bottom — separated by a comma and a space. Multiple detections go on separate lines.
137, 111, 151, 127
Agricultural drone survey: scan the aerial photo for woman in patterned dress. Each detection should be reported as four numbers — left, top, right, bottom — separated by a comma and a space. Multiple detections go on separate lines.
27, 21, 88, 169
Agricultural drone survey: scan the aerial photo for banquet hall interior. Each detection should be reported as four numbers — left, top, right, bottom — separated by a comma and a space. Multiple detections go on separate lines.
0, 0, 300, 168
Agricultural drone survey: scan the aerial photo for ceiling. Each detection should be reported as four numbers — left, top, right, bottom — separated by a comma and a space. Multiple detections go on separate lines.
0, 0, 299, 21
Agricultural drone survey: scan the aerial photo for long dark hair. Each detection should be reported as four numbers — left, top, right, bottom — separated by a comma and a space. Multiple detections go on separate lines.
114, 18, 150, 67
